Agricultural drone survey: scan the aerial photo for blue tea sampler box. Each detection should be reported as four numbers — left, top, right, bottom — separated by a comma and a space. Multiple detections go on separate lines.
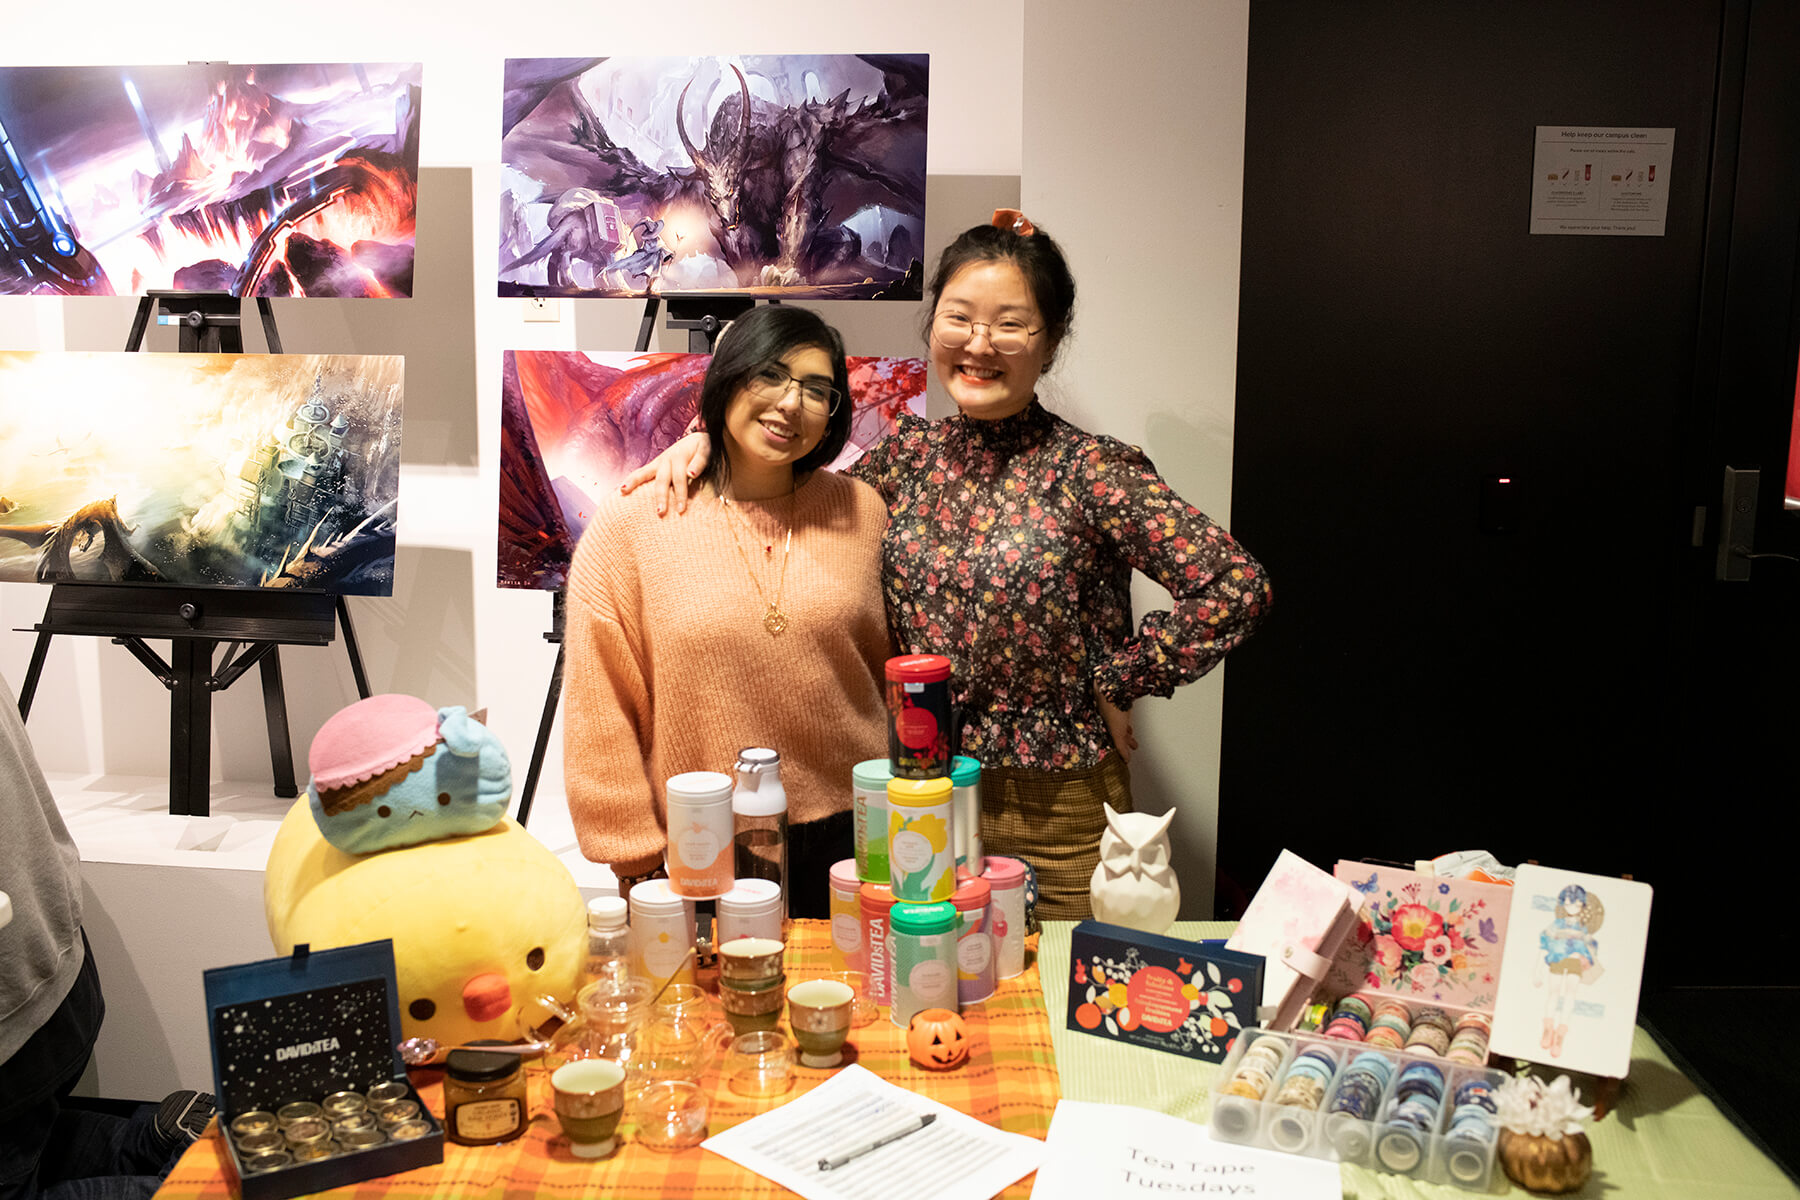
203, 939, 442, 1198
1066, 921, 1265, 1064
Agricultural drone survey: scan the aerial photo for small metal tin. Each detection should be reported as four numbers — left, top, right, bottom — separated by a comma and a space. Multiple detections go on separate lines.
291, 1141, 339, 1162
234, 1130, 286, 1155
332, 1111, 379, 1134
321, 1090, 368, 1119
242, 1149, 293, 1173
374, 1098, 420, 1125
339, 1127, 388, 1149
388, 1118, 432, 1142
229, 1111, 278, 1141
366, 1081, 410, 1107
275, 1101, 324, 1125
282, 1116, 332, 1146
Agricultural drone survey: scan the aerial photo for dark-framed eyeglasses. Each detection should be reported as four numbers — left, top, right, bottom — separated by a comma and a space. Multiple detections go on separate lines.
931, 312, 1043, 356
746, 362, 842, 415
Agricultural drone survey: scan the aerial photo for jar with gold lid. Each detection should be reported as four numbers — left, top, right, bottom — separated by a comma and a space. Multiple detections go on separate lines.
443, 1045, 528, 1146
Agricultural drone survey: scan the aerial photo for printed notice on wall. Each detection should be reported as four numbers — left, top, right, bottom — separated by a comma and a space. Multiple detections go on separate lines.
1529, 126, 1673, 236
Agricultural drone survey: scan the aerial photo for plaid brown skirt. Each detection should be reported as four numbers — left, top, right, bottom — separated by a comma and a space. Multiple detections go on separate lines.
979, 753, 1133, 921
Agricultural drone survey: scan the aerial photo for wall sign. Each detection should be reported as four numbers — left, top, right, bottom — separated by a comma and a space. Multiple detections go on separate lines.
1530, 126, 1674, 236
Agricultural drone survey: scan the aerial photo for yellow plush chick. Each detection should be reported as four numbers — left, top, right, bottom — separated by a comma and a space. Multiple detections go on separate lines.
264, 798, 585, 1047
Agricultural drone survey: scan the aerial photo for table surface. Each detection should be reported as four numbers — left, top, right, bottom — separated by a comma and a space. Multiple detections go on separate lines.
156, 920, 1799, 1200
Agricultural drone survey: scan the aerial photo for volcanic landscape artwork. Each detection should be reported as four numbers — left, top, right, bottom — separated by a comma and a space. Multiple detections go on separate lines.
0, 62, 422, 297
499, 55, 927, 299
498, 349, 926, 589
0, 353, 403, 594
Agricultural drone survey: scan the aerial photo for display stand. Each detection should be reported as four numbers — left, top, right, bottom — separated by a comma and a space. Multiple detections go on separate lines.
12, 292, 372, 816
512, 294, 755, 827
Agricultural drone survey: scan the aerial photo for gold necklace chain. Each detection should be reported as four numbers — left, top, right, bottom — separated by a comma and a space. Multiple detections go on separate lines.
719, 488, 795, 635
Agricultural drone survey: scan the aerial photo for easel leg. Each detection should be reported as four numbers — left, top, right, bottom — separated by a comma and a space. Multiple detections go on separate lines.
336, 596, 372, 700
169, 639, 215, 817
18, 628, 52, 720
259, 649, 298, 800
515, 644, 565, 828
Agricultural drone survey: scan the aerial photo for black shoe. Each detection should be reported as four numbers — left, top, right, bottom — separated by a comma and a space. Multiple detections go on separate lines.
154, 1090, 216, 1144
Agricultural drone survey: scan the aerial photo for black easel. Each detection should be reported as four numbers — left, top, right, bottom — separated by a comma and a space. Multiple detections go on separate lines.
14, 291, 373, 816
512, 294, 755, 827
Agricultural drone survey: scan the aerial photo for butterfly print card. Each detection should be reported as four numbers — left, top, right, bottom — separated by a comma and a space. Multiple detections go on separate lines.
1327, 862, 1512, 1012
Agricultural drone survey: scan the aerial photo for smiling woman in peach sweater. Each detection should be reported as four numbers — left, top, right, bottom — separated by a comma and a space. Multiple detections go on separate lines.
561, 306, 890, 917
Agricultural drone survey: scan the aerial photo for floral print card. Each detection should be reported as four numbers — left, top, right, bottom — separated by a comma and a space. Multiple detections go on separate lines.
1326, 862, 1512, 1012
1067, 921, 1264, 1064
1488, 864, 1653, 1079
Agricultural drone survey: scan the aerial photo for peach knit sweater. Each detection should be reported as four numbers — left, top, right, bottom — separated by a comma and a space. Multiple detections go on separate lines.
563, 470, 891, 878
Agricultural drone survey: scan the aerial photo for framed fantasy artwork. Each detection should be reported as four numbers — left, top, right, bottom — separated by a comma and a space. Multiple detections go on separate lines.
1488, 864, 1653, 1079
497, 349, 924, 590
498, 55, 927, 299
1325, 861, 1513, 1013
0, 63, 422, 297
0, 353, 403, 595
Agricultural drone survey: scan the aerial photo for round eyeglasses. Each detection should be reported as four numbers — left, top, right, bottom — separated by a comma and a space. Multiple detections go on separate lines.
931, 313, 1044, 356
746, 363, 841, 416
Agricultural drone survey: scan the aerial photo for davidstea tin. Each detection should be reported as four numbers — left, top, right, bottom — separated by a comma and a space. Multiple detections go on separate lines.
950, 875, 995, 1004
887, 777, 955, 903
949, 755, 984, 877
983, 856, 1028, 979
828, 860, 865, 973
884, 655, 953, 778
851, 759, 893, 884
663, 771, 735, 899
889, 901, 959, 1028
859, 882, 897, 1007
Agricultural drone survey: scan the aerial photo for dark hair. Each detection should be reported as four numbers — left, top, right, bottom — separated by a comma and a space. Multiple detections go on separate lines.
922, 222, 1078, 363
694, 304, 853, 494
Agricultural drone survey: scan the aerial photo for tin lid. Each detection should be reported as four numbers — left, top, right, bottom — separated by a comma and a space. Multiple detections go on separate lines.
859, 881, 896, 911
949, 755, 983, 786
890, 901, 958, 934
586, 896, 628, 929
664, 770, 733, 805
887, 776, 952, 807
628, 878, 692, 918
445, 1042, 522, 1084
718, 878, 782, 915
983, 856, 1028, 887
885, 654, 952, 683
852, 758, 894, 789
829, 859, 861, 890
951, 876, 992, 910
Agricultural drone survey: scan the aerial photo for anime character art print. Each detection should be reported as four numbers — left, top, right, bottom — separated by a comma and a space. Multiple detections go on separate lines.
499, 56, 927, 299
0, 353, 403, 595
1489, 864, 1653, 1078
0, 63, 422, 297
497, 349, 925, 589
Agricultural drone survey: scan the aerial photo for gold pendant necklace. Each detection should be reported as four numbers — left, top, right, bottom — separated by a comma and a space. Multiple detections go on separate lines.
720, 487, 794, 636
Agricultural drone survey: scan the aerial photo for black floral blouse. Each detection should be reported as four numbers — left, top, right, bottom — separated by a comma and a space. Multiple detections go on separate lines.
851, 398, 1271, 771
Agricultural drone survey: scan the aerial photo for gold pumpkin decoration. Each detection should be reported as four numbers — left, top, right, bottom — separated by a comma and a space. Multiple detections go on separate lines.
1497, 1128, 1593, 1194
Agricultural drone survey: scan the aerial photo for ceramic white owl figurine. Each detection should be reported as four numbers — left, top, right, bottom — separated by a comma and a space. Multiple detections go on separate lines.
1089, 804, 1181, 934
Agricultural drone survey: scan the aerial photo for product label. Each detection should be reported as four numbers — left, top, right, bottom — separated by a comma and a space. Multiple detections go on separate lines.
831, 913, 863, 953
675, 827, 721, 871
454, 1098, 520, 1140
638, 926, 693, 980
907, 958, 954, 1001
957, 930, 993, 978
866, 917, 890, 1003
890, 830, 932, 874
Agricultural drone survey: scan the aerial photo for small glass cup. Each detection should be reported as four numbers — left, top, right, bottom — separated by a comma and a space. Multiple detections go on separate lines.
725, 1029, 795, 1098
823, 970, 880, 1028
634, 1080, 710, 1150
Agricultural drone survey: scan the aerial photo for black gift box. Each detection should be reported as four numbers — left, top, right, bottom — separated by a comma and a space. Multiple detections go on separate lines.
1066, 920, 1267, 1064
203, 939, 443, 1198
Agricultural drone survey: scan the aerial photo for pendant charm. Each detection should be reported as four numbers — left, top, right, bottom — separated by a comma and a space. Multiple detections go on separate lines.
762, 605, 788, 636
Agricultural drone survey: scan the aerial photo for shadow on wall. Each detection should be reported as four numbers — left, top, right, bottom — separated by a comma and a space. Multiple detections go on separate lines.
57, 167, 480, 468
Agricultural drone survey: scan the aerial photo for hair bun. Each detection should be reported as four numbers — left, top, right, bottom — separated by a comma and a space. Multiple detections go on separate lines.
991, 208, 1036, 236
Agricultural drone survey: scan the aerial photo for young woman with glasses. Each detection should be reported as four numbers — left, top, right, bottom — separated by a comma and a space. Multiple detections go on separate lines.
625, 213, 1270, 918
562, 304, 891, 917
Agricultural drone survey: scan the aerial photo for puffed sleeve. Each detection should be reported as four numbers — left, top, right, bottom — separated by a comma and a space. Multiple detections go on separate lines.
561, 527, 665, 878
1081, 440, 1272, 706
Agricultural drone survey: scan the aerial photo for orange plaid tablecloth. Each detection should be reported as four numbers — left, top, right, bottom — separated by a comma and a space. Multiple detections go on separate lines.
158, 921, 1057, 1200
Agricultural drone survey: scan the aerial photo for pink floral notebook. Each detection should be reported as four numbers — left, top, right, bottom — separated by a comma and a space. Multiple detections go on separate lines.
1325, 862, 1513, 1012
1225, 850, 1364, 1029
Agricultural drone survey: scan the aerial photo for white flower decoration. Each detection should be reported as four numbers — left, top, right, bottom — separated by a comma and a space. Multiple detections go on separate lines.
1495, 1074, 1594, 1139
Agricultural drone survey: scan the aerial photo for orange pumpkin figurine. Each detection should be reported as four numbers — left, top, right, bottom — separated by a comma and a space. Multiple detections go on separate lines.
907, 1008, 970, 1070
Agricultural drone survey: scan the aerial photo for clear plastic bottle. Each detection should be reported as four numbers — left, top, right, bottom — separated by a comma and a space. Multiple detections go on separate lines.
584, 896, 631, 990
731, 747, 788, 920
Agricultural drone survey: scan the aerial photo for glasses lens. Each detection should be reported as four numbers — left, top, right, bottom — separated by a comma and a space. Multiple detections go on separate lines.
798, 384, 838, 415
934, 315, 972, 348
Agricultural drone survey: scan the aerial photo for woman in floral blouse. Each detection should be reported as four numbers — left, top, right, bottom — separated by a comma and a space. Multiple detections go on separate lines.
629, 212, 1270, 918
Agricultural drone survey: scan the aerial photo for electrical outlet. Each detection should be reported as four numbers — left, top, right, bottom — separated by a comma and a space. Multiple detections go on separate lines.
524, 297, 560, 323
1716, 465, 1759, 582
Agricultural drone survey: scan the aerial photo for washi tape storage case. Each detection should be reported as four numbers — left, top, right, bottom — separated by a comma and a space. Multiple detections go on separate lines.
202, 939, 443, 1198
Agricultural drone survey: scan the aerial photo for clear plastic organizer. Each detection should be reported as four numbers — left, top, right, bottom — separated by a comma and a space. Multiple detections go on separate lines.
1209, 1028, 1505, 1192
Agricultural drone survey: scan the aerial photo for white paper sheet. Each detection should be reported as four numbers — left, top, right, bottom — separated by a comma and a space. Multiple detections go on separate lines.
702, 1064, 1045, 1200
1029, 1099, 1339, 1200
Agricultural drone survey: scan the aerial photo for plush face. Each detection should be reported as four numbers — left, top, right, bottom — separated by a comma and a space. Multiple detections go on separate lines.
265, 800, 585, 1045
906, 1008, 970, 1070
308, 707, 511, 855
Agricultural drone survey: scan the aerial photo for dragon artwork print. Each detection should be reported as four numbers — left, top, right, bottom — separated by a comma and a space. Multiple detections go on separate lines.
498, 55, 928, 300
